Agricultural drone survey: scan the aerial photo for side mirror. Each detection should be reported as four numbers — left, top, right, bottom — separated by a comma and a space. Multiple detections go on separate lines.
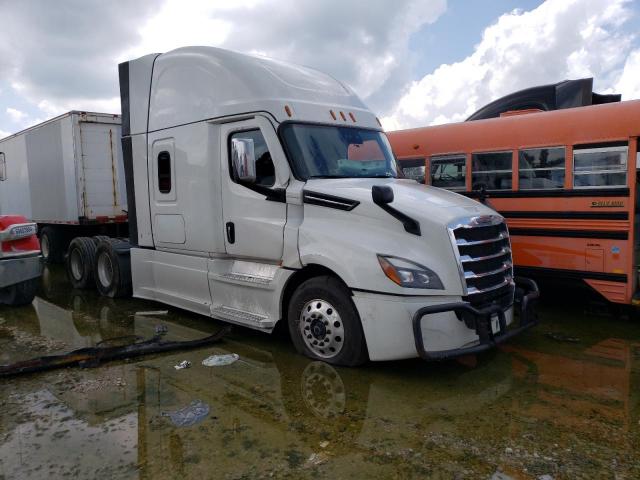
372, 185, 394, 205
231, 138, 256, 183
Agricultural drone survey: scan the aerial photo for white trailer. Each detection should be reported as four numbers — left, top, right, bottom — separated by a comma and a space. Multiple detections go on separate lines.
0, 112, 128, 264
75, 47, 539, 365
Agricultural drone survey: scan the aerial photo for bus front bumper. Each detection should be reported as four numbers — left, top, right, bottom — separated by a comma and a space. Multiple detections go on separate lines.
411, 277, 539, 361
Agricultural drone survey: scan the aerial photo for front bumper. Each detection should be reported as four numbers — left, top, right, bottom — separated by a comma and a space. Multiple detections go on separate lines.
0, 254, 43, 289
412, 277, 539, 361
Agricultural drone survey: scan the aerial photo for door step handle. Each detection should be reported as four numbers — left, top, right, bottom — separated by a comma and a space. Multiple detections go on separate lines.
226, 222, 235, 244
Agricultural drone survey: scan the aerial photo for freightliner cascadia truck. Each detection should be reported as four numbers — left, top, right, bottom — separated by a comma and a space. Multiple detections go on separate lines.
72, 46, 539, 365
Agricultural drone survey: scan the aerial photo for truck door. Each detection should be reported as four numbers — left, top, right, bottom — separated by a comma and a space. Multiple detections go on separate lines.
219, 117, 288, 261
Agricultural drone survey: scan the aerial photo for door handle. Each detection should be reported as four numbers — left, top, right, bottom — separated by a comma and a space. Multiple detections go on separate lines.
226, 222, 235, 244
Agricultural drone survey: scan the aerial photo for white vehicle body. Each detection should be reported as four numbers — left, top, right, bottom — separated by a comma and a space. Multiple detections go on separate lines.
0, 112, 127, 224
118, 47, 537, 362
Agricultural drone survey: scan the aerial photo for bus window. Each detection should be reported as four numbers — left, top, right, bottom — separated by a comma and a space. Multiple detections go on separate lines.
431, 155, 466, 190
519, 147, 565, 189
573, 145, 628, 188
399, 158, 426, 183
471, 151, 512, 190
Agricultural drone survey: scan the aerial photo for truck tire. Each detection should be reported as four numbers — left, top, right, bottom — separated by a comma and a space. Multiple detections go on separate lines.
92, 235, 111, 244
40, 226, 65, 264
287, 275, 368, 366
65, 237, 97, 289
0, 277, 39, 306
93, 238, 132, 298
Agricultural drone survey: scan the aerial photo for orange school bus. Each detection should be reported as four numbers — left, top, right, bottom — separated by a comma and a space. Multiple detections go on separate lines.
389, 99, 640, 306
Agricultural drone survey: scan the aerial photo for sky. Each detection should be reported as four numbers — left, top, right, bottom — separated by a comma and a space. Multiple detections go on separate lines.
0, 0, 639, 138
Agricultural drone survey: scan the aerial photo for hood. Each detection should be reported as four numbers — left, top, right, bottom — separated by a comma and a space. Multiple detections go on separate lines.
304, 177, 495, 227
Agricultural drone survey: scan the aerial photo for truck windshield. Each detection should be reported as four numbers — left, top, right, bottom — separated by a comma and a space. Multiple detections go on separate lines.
281, 124, 399, 180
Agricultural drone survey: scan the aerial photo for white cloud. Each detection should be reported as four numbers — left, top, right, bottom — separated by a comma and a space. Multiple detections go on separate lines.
382, 0, 640, 130
614, 48, 640, 99
0, 129, 11, 140
6, 107, 27, 123
0, 0, 445, 127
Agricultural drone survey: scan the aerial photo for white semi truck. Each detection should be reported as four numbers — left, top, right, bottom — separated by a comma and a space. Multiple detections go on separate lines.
72, 47, 538, 365
0, 112, 128, 264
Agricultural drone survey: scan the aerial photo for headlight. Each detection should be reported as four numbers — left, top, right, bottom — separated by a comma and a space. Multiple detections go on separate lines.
377, 255, 444, 289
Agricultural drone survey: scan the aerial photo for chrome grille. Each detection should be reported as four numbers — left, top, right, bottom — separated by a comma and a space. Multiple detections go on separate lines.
448, 215, 514, 302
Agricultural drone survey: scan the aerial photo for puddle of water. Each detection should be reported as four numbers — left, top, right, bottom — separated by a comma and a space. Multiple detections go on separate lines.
0, 266, 638, 479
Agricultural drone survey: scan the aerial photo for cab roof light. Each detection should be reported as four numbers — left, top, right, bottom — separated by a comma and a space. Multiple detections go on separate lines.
349, 112, 356, 122
330, 110, 337, 120
339, 111, 347, 121
284, 105, 292, 117
376, 117, 382, 126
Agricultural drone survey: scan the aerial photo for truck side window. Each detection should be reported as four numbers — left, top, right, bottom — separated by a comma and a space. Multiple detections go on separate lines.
471, 151, 512, 190
157, 151, 172, 193
431, 155, 466, 190
0, 153, 5, 181
229, 130, 275, 187
573, 145, 627, 188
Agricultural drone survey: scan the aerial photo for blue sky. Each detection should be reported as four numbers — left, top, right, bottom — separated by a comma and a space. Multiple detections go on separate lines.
411, 0, 545, 76
0, 0, 638, 136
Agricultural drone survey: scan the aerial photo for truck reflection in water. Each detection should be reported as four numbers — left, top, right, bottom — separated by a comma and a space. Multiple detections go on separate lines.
0, 266, 638, 479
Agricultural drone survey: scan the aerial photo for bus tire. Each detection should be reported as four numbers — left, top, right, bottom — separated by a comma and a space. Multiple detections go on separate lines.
65, 237, 97, 289
287, 275, 368, 367
40, 226, 65, 264
94, 238, 132, 298
0, 277, 39, 306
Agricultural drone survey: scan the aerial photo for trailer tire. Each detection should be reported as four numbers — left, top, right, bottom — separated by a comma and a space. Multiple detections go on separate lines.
287, 275, 368, 366
92, 235, 111, 244
40, 226, 65, 264
65, 237, 97, 289
94, 238, 132, 298
0, 277, 39, 306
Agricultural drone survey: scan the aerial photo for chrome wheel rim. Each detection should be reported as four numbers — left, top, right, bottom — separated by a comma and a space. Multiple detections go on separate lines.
97, 252, 114, 288
70, 248, 83, 281
299, 299, 344, 358
41, 235, 49, 259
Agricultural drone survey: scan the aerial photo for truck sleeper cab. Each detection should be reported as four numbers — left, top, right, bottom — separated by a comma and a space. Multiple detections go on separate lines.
113, 47, 538, 365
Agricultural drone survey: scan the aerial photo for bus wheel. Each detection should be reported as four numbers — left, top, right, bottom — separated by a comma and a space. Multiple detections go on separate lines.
287, 275, 368, 366
0, 278, 39, 306
65, 237, 97, 289
94, 238, 132, 298
40, 226, 65, 264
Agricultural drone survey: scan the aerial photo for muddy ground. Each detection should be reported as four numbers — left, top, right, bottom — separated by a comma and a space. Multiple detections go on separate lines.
0, 266, 638, 479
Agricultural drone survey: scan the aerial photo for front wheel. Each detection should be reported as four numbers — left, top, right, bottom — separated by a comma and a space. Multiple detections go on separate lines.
287, 275, 368, 366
